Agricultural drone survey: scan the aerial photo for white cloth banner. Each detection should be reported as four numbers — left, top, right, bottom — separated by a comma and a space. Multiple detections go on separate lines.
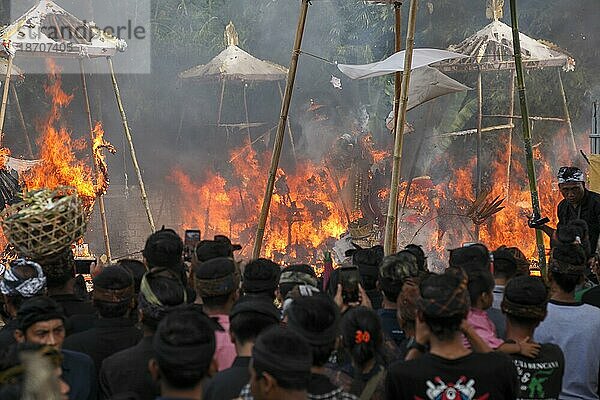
337, 48, 467, 80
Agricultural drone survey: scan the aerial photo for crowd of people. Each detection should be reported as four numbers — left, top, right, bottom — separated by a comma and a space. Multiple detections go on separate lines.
1, 166, 600, 400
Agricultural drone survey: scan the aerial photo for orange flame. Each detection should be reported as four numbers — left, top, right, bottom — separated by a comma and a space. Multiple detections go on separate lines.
396, 131, 562, 264
0, 147, 10, 169
170, 143, 347, 262
171, 124, 565, 266
22, 60, 113, 214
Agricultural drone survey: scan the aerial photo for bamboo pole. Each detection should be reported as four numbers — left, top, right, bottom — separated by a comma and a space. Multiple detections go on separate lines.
0, 55, 14, 145
80, 60, 112, 261
557, 69, 577, 157
277, 81, 297, 164
252, 0, 310, 258
436, 123, 514, 138
399, 124, 427, 218
509, 0, 546, 269
506, 70, 516, 200
475, 71, 483, 241
399, 103, 433, 219
11, 86, 34, 158
107, 57, 156, 232
383, 0, 419, 256
217, 80, 226, 126
243, 83, 252, 150
390, 0, 403, 252
483, 114, 566, 122
392, 2, 402, 130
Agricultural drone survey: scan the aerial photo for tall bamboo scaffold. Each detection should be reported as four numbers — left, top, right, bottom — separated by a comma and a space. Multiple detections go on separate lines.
367, 0, 404, 252
383, 0, 419, 255
253, 0, 310, 258
508, 0, 546, 268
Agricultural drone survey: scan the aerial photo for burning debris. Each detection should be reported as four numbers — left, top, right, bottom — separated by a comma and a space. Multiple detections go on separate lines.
170, 143, 348, 264
21, 61, 114, 215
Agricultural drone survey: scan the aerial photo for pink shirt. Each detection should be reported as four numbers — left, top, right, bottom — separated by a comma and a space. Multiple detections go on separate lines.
463, 308, 504, 349
214, 314, 236, 371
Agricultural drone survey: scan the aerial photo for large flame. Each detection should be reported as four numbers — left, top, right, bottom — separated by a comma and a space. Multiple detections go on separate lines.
170, 143, 347, 262
397, 131, 564, 267
22, 60, 112, 214
170, 128, 567, 265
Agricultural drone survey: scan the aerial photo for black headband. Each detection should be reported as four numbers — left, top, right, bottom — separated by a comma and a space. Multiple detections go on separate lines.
501, 297, 547, 320
230, 300, 280, 321
153, 334, 215, 371
243, 278, 278, 293
17, 310, 64, 332
286, 309, 339, 346
252, 339, 312, 374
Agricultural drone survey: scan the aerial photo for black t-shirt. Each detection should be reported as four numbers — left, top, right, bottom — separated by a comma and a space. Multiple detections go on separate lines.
63, 317, 143, 373
204, 356, 251, 400
582, 286, 600, 309
510, 343, 565, 400
557, 189, 600, 252
385, 352, 518, 400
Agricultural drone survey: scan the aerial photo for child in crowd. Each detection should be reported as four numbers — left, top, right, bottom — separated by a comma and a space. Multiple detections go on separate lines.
328, 307, 386, 400
464, 269, 540, 357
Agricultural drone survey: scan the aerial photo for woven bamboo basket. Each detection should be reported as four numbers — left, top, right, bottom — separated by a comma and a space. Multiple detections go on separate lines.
1, 187, 87, 258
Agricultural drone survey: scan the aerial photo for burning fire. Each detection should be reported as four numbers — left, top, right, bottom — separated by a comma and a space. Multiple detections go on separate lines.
22, 60, 113, 214
171, 126, 567, 266
170, 143, 347, 262
397, 131, 563, 267
0, 147, 10, 170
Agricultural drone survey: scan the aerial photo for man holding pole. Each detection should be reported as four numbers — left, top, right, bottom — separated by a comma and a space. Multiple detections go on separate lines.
530, 166, 600, 258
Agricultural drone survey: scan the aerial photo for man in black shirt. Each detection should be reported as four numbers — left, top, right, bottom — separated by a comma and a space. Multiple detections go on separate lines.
99, 268, 187, 400
204, 296, 280, 400
245, 326, 313, 400
63, 265, 142, 373
149, 307, 217, 400
14, 296, 97, 400
534, 166, 600, 256
386, 268, 518, 400
501, 275, 564, 400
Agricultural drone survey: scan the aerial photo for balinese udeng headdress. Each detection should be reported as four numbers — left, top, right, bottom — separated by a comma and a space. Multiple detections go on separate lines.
417, 267, 470, 318
286, 296, 340, 346
93, 284, 135, 303
0, 259, 46, 298
557, 166, 585, 184
252, 330, 313, 375
501, 275, 549, 320
138, 268, 187, 321
194, 257, 240, 298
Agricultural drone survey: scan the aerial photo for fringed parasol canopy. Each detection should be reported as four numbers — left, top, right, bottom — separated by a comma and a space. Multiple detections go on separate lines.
179, 22, 288, 83
436, 20, 575, 72
0, 0, 127, 58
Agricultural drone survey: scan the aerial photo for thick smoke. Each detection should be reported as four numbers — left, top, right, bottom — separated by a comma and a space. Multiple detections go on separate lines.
2, 0, 598, 258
